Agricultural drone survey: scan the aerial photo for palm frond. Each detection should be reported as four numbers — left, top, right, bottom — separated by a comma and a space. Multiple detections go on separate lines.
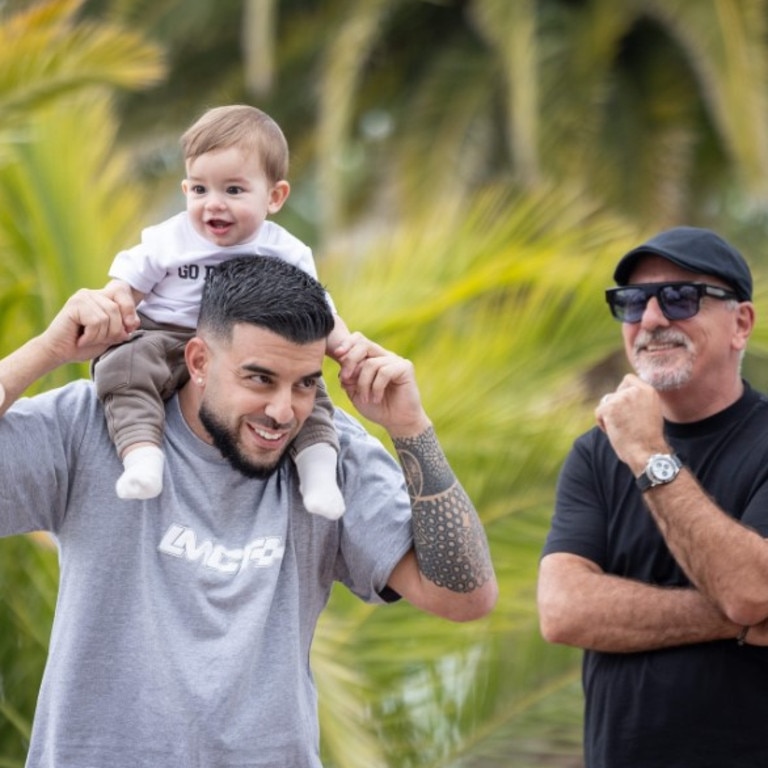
0, 0, 165, 121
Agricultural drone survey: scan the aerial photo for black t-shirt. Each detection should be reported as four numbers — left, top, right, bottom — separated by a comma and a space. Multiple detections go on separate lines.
543, 382, 768, 768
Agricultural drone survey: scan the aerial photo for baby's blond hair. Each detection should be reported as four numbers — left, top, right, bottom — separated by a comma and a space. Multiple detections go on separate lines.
180, 105, 289, 184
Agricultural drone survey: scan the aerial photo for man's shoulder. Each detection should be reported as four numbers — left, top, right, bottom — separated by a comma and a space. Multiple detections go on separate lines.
570, 424, 610, 453
714, 381, 768, 433
333, 408, 379, 444
2, 380, 107, 458
11, 379, 100, 418
744, 381, 768, 411
333, 409, 400, 467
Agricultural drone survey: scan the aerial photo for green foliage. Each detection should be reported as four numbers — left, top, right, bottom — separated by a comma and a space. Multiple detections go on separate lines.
4, 1, 768, 767
313, 182, 639, 766
0, 0, 164, 124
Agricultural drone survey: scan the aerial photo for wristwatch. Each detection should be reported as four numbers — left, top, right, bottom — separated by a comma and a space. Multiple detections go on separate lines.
636, 453, 682, 492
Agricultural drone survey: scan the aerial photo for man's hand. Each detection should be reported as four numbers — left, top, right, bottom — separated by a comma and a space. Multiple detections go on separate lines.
335, 332, 431, 437
740, 622, 768, 646
595, 373, 668, 474
41, 285, 138, 366
0, 284, 139, 419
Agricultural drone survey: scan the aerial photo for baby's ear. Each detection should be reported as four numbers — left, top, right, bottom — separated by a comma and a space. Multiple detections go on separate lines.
267, 180, 291, 214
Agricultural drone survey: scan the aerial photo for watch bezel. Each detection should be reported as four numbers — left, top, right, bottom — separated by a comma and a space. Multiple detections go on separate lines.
636, 453, 682, 492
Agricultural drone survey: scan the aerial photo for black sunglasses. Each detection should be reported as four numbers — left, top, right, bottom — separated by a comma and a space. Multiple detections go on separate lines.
605, 282, 739, 323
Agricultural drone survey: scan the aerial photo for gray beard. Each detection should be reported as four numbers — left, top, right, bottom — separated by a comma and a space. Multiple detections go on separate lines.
632, 329, 694, 391
635, 359, 694, 391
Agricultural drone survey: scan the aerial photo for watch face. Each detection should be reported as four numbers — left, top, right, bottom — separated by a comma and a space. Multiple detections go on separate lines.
650, 456, 677, 482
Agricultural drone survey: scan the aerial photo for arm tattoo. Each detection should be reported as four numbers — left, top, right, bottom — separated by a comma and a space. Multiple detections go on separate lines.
393, 427, 493, 593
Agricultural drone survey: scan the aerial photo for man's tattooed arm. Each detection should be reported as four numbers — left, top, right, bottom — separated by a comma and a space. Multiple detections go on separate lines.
393, 426, 494, 594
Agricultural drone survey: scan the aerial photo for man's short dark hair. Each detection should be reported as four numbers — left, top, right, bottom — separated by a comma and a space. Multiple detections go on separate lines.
198, 256, 335, 343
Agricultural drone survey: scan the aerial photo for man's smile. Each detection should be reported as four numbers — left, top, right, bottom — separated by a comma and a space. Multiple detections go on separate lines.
244, 420, 292, 451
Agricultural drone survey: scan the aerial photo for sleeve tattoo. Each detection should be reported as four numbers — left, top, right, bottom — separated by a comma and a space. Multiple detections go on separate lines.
393, 427, 493, 593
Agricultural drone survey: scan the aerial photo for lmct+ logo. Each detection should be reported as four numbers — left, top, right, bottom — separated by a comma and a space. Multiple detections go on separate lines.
158, 523, 285, 574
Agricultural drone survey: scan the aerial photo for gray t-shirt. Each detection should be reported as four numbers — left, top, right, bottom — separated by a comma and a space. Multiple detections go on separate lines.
0, 381, 413, 768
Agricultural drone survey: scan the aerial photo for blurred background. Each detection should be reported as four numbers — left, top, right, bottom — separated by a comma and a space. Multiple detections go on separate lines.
2, 1, 768, 766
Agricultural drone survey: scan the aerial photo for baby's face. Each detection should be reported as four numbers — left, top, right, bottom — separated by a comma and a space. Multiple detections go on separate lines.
182, 146, 287, 247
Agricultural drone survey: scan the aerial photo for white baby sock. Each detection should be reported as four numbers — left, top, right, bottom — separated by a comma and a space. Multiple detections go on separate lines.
294, 443, 345, 520
116, 445, 165, 500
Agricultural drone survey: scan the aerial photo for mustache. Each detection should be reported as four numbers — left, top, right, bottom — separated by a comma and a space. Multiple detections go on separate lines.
633, 329, 693, 353
251, 416, 294, 431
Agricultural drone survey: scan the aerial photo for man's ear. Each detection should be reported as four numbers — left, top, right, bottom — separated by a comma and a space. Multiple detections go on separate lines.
185, 336, 208, 380
733, 301, 756, 352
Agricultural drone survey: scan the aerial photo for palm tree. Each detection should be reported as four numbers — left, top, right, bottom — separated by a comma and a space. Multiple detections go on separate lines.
4, 1, 768, 766
0, 0, 165, 372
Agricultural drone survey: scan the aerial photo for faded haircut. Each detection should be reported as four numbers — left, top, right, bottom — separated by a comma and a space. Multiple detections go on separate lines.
198, 256, 334, 344
180, 104, 289, 184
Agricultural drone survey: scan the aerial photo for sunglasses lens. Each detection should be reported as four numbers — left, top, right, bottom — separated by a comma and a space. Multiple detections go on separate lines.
658, 285, 700, 320
609, 288, 647, 322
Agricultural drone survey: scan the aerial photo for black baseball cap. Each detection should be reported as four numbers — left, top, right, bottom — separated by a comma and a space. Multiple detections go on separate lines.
613, 226, 752, 301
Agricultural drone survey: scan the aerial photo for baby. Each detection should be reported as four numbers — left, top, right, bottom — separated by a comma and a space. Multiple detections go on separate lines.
93, 105, 348, 519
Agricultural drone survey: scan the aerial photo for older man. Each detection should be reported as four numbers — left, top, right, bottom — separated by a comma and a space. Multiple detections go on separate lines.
538, 227, 768, 767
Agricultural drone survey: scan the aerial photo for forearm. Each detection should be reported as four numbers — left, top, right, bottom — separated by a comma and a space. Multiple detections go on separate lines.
538, 554, 740, 652
334, 332, 497, 618
643, 470, 768, 626
598, 375, 768, 628
0, 336, 60, 417
392, 426, 497, 618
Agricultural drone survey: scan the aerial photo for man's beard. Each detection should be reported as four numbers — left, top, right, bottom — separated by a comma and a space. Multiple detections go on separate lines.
632, 329, 695, 391
199, 402, 286, 479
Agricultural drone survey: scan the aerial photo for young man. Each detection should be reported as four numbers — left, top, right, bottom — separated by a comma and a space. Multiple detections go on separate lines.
538, 226, 768, 767
0, 256, 497, 768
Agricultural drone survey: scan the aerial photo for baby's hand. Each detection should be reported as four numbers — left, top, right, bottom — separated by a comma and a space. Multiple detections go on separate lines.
101, 279, 142, 334
326, 315, 352, 362
335, 332, 430, 437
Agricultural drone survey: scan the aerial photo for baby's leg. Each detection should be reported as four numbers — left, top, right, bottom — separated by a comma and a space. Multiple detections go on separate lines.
292, 381, 344, 520
93, 321, 191, 500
